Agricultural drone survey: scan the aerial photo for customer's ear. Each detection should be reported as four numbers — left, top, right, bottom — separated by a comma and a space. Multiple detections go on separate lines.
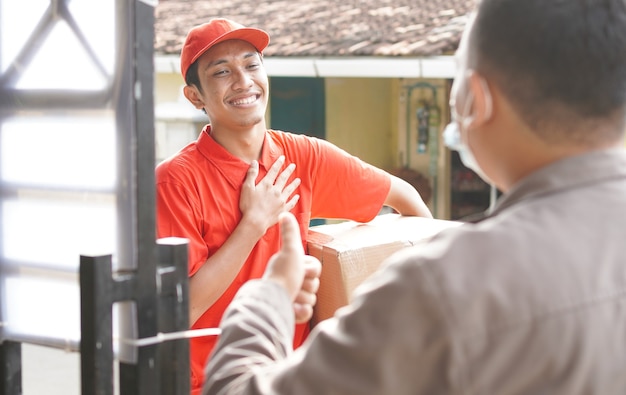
468, 71, 493, 127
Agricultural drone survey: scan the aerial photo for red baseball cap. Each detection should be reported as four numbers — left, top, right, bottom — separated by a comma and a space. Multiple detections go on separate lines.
180, 18, 270, 81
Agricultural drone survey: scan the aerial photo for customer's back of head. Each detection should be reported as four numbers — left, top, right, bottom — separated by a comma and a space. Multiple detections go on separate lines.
471, 0, 626, 147
437, 1, 626, 393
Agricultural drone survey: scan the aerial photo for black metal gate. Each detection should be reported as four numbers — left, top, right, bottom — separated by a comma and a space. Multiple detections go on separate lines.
0, 1, 189, 394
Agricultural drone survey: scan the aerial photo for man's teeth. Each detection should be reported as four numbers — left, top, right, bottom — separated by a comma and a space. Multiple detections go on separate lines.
232, 96, 256, 105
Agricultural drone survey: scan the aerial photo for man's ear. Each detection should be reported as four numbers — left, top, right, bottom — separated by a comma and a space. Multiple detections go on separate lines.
183, 85, 205, 110
468, 71, 494, 127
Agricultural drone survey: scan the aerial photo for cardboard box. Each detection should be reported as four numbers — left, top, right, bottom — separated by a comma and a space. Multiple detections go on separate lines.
307, 213, 462, 324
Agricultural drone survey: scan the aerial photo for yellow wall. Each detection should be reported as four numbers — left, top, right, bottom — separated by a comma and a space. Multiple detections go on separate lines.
321, 77, 453, 217
156, 73, 186, 104
324, 78, 396, 171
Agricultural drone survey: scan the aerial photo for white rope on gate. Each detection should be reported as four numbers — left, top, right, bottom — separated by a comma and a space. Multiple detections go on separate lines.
0, 321, 221, 350
116, 327, 222, 347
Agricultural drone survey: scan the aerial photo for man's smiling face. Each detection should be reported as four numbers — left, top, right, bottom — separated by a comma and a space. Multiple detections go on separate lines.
192, 39, 269, 130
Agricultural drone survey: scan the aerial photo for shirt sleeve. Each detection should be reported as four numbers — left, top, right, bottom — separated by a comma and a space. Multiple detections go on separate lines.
203, 247, 452, 395
156, 164, 208, 276
307, 137, 391, 222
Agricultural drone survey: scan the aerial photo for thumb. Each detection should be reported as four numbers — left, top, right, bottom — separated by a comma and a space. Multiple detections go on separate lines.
279, 212, 303, 253
264, 212, 305, 300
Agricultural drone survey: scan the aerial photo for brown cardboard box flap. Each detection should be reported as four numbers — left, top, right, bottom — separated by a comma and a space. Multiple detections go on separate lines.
307, 213, 462, 324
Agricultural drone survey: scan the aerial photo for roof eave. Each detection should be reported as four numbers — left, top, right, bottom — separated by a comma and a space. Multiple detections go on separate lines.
155, 54, 456, 79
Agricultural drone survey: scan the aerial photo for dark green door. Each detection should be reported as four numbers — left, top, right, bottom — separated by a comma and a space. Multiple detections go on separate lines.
270, 77, 326, 225
269, 77, 325, 139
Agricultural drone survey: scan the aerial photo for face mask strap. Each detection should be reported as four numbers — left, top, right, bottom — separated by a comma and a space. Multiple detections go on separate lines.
449, 91, 474, 132
452, 74, 493, 131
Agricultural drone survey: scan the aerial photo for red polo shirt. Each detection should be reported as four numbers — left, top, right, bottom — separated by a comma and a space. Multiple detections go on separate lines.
156, 125, 391, 394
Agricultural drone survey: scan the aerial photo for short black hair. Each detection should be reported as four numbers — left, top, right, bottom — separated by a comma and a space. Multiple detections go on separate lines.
184, 61, 207, 114
472, 0, 626, 144
185, 60, 201, 91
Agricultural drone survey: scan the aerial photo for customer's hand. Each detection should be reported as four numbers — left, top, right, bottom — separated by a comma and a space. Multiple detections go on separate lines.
264, 212, 322, 324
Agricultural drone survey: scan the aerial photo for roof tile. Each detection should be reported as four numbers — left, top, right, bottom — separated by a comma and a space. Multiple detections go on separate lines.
154, 0, 475, 57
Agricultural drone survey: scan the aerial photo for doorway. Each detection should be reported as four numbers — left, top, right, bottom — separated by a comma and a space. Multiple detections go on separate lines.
269, 77, 325, 139
270, 77, 326, 225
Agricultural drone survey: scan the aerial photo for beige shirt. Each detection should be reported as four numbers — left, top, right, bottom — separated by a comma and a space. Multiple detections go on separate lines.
205, 148, 626, 395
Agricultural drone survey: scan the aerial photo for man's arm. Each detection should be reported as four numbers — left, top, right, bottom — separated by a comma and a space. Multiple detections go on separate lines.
384, 174, 433, 218
189, 157, 301, 325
